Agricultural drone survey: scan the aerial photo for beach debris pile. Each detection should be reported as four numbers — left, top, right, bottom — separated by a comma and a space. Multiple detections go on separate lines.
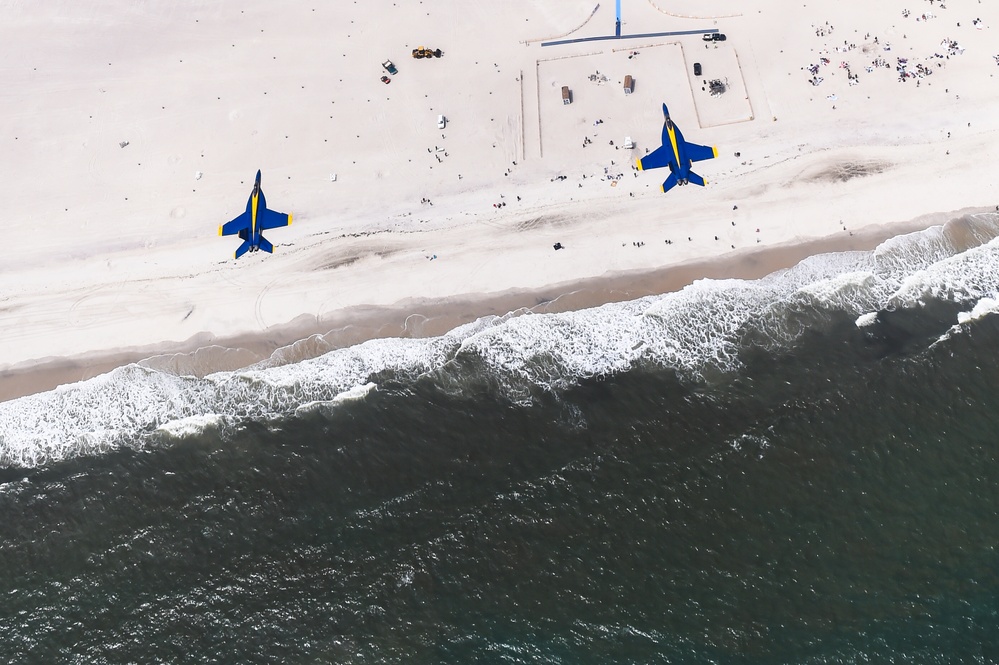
588, 71, 609, 85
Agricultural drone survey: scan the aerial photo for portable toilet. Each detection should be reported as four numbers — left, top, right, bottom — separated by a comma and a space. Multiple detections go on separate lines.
561, 86, 571, 105
623, 75, 634, 94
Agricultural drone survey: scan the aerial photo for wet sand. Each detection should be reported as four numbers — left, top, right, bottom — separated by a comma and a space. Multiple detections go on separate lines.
5, 206, 989, 402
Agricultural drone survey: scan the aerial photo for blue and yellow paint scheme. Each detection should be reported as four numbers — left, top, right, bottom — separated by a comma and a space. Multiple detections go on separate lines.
218, 170, 292, 259
636, 103, 717, 194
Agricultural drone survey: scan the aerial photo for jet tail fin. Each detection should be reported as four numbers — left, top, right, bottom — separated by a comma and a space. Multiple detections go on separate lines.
661, 172, 679, 193
234, 240, 252, 259
687, 171, 707, 187
257, 236, 274, 253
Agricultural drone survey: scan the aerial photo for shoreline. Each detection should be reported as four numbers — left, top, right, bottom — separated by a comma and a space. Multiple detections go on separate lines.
4, 205, 990, 403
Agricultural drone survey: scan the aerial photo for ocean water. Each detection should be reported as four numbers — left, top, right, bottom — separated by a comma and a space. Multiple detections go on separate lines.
2, 215, 999, 663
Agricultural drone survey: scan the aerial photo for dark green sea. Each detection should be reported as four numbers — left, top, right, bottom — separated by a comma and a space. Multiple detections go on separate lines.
2, 216, 999, 663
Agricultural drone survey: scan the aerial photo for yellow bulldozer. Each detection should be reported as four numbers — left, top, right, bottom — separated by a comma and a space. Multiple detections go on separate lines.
412, 46, 442, 59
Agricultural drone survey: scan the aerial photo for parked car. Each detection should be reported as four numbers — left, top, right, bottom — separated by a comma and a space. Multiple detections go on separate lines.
437, 114, 446, 129
380, 76, 391, 84
693, 63, 702, 76
382, 60, 398, 75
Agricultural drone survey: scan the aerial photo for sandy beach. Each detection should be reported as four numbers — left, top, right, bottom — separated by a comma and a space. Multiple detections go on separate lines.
3, 0, 998, 400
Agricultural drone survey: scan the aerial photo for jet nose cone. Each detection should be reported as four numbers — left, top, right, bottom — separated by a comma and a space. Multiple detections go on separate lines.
255, 169, 262, 184
662, 103, 670, 118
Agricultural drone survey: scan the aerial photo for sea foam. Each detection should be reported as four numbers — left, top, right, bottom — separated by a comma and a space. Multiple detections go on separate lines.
2, 214, 998, 467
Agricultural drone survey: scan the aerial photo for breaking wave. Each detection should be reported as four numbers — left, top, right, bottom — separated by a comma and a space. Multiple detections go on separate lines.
3, 213, 999, 467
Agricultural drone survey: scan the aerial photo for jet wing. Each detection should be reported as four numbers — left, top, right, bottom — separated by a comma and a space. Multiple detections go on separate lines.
636, 145, 675, 171
259, 208, 292, 231
686, 142, 718, 163
219, 211, 251, 237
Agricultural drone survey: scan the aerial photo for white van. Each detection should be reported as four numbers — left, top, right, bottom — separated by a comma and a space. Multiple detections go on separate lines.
437, 114, 446, 129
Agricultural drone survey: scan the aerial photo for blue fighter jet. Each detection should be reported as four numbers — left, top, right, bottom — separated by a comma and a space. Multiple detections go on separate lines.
636, 103, 718, 193
218, 170, 292, 258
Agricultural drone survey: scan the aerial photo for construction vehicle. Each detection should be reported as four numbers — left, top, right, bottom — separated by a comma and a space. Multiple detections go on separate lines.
412, 46, 442, 59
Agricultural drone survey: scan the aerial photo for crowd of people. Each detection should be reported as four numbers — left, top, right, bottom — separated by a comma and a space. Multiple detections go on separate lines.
803, 8, 977, 92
